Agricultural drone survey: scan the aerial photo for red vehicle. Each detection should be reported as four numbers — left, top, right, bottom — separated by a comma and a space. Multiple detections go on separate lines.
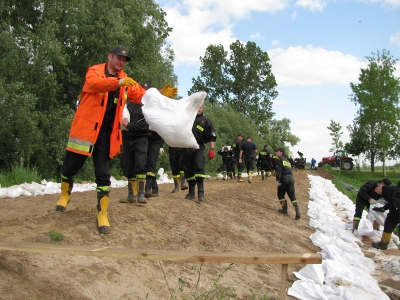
318, 150, 354, 170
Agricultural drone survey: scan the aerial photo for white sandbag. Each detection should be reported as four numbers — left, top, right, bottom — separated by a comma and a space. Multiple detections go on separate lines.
141, 89, 206, 149
121, 103, 130, 130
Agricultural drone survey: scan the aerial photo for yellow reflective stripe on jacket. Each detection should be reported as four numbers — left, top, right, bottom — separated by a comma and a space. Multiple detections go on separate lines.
283, 160, 291, 167
67, 138, 94, 153
196, 125, 204, 131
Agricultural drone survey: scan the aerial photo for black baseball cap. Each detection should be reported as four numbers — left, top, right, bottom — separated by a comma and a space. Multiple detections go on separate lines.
275, 147, 285, 154
382, 178, 392, 186
110, 46, 131, 61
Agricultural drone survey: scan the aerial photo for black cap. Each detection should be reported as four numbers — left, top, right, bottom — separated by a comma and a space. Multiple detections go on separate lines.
275, 147, 285, 154
382, 178, 392, 186
110, 46, 131, 61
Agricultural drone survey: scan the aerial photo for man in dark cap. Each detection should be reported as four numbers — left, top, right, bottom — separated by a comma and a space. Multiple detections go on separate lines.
55, 46, 178, 234
275, 147, 300, 220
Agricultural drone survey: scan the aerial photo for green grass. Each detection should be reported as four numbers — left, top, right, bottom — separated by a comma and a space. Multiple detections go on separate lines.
0, 164, 43, 188
46, 230, 64, 243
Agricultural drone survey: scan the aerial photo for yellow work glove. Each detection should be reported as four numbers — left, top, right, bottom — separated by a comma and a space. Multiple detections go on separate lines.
160, 83, 178, 98
119, 77, 136, 87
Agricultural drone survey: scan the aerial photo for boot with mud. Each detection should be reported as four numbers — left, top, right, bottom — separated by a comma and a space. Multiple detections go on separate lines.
261, 171, 265, 180
137, 178, 147, 204
293, 201, 301, 220
229, 173, 233, 180
120, 179, 137, 203
151, 176, 158, 197
233, 173, 236, 180
197, 178, 205, 202
55, 176, 74, 212
97, 187, 110, 234
172, 176, 180, 193
145, 175, 153, 198
222, 171, 227, 180
248, 171, 253, 183
371, 232, 392, 250
185, 180, 196, 200
180, 173, 188, 190
279, 199, 288, 214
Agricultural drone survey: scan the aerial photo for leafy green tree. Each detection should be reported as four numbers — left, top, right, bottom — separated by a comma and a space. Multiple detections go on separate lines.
349, 49, 400, 174
327, 120, 344, 152
0, 0, 176, 179
190, 40, 278, 128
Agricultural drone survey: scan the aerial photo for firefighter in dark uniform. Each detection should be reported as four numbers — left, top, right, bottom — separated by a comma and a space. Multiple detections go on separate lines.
232, 134, 244, 182
168, 146, 188, 193
271, 150, 279, 176
140, 83, 164, 199
352, 178, 391, 232
371, 181, 400, 250
239, 136, 258, 183
182, 105, 216, 202
120, 102, 150, 205
218, 146, 233, 180
257, 144, 271, 180
230, 146, 237, 179
275, 147, 300, 220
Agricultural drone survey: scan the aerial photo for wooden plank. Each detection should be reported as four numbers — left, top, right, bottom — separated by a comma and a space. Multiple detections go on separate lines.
280, 264, 288, 300
0, 242, 322, 264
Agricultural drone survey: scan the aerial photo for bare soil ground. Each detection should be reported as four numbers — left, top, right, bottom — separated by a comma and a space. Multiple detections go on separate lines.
0, 170, 397, 300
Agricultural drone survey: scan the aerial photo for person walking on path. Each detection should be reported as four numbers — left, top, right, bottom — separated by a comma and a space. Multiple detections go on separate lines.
257, 144, 271, 180
218, 146, 234, 180
168, 147, 188, 193
232, 134, 244, 182
182, 105, 216, 202
239, 136, 258, 183
275, 147, 301, 220
55, 46, 177, 234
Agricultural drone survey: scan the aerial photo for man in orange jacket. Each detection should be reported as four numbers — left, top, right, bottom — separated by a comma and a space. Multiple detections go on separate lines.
55, 46, 177, 234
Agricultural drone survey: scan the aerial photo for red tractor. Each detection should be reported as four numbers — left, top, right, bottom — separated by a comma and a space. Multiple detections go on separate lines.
318, 150, 354, 170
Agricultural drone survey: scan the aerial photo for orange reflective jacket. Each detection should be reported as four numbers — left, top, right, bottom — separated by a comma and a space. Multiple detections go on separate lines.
66, 63, 144, 158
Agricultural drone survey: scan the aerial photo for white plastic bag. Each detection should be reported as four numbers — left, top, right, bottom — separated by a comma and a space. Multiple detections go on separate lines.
121, 103, 130, 130
141, 89, 206, 149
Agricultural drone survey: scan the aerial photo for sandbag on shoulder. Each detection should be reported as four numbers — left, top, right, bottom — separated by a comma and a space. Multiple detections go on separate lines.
141, 89, 206, 149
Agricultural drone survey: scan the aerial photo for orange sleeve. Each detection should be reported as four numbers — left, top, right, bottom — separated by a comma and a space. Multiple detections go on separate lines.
126, 83, 147, 104
82, 64, 120, 93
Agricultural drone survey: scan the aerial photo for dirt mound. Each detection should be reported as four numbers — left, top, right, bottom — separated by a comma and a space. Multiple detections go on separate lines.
0, 170, 394, 299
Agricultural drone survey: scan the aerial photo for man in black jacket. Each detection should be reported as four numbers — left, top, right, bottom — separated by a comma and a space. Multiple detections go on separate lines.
352, 178, 391, 233
257, 145, 272, 180
371, 181, 400, 250
275, 147, 300, 220
182, 105, 216, 202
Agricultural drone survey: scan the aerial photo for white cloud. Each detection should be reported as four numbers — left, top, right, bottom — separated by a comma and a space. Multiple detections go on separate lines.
295, 0, 328, 11
268, 45, 367, 86
272, 40, 280, 47
357, 0, 400, 9
250, 33, 261, 39
390, 32, 400, 47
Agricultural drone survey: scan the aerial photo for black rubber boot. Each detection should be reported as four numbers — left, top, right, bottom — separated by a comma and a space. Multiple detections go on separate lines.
197, 179, 205, 202
151, 176, 158, 197
293, 201, 301, 220
55, 176, 74, 212
279, 200, 288, 214
145, 176, 153, 198
185, 181, 196, 200
180, 173, 188, 190
137, 179, 147, 204
172, 177, 180, 193
261, 171, 265, 180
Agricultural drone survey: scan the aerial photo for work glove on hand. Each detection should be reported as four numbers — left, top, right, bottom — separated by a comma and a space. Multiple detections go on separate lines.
238, 159, 242, 163
276, 181, 281, 186
208, 149, 215, 160
160, 83, 178, 98
119, 77, 136, 87
372, 206, 385, 212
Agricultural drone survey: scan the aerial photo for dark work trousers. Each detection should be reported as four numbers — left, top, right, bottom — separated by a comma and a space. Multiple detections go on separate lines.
61, 128, 112, 187
121, 135, 148, 178
354, 195, 370, 221
277, 174, 296, 202
224, 160, 233, 174
146, 135, 163, 174
260, 160, 271, 172
169, 147, 184, 176
236, 159, 244, 173
383, 207, 400, 233
182, 146, 205, 180
244, 155, 255, 173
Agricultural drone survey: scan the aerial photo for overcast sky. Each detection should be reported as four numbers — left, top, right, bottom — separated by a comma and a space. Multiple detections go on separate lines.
155, 0, 400, 165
